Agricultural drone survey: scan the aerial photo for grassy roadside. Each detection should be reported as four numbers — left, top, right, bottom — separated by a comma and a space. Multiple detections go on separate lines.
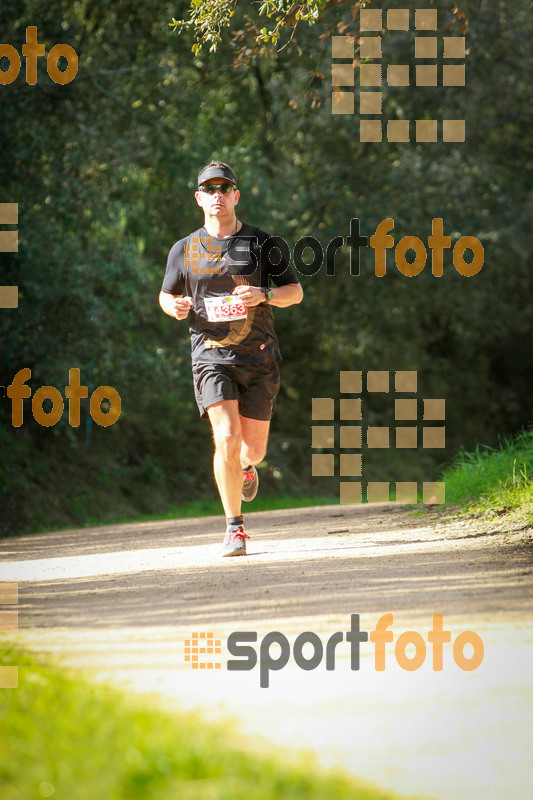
0, 419, 336, 538
18, 494, 338, 537
0, 644, 411, 800
117, 493, 338, 525
6, 428, 532, 538
441, 430, 533, 523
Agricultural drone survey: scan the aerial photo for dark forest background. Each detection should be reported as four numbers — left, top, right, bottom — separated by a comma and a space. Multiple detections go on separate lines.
1, 0, 532, 536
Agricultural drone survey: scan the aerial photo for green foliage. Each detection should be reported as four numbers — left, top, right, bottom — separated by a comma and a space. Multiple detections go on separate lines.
114, 493, 338, 526
170, 0, 238, 54
0, 644, 405, 800
443, 431, 533, 519
170, 0, 327, 54
1, 0, 532, 535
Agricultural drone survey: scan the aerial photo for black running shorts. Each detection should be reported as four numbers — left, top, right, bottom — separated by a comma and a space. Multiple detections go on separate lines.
192, 361, 281, 420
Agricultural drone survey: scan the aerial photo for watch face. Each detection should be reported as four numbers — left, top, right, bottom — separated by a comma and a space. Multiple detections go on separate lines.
267, 289, 274, 301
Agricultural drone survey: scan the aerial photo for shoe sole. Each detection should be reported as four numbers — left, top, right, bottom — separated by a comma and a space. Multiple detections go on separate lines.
222, 547, 246, 557
242, 468, 259, 502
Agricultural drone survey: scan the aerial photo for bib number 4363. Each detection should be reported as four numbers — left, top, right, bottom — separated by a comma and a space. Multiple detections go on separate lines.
204, 296, 248, 322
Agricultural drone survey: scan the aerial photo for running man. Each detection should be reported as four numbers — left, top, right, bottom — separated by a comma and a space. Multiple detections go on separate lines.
159, 161, 303, 556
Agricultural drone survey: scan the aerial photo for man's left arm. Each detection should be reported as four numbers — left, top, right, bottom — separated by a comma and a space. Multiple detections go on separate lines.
266, 283, 303, 307
232, 283, 303, 308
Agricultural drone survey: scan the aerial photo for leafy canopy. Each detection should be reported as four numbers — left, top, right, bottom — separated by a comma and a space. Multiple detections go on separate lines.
170, 0, 328, 54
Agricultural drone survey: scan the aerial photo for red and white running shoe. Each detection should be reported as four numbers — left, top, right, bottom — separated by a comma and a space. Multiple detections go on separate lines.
222, 526, 250, 557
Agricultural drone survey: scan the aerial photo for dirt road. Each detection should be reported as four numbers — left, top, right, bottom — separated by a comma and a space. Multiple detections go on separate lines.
1, 503, 532, 799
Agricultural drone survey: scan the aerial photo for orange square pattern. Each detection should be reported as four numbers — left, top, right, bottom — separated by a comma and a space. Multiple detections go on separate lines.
312, 370, 446, 504
332, 11, 466, 142
184, 632, 222, 669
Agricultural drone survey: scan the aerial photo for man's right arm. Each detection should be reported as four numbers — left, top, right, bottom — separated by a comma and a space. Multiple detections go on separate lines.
159, 291, 193, 321
160, 237, 191, 320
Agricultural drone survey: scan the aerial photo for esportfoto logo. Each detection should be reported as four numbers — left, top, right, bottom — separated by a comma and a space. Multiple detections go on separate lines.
185, 614, 484, 688
184, 218, 483, 278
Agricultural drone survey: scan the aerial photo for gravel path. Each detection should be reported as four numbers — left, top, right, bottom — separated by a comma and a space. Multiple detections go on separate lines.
1, 503, 532, 800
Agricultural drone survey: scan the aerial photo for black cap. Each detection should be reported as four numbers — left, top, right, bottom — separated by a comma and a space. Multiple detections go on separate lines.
198, 164, 237, 188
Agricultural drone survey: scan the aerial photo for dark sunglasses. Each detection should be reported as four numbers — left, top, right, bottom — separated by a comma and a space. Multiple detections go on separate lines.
199, 183, 235, 194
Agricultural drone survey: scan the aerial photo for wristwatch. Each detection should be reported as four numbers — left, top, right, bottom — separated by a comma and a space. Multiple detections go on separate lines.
263, 287, 274, 303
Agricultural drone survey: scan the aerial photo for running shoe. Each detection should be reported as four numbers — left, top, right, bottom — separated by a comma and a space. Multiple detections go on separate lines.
222, 526, 250, 557
242, 465, 259, 502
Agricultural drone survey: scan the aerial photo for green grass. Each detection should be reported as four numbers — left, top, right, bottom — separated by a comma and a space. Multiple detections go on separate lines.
442, 430, 533, 519
0, 644, 410, 800
23, 494, 338, 536
120, 494, 338, 526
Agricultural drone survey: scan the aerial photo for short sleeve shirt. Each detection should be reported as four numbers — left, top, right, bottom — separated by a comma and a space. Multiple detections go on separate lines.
161, 223, 300, 365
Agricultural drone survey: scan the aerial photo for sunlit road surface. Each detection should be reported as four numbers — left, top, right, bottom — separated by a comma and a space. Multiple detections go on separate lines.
1, 504, 532, 800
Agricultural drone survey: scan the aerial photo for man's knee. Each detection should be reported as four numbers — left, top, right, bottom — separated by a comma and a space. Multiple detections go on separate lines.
243, 443, 267, 465
214, 429, 242, 461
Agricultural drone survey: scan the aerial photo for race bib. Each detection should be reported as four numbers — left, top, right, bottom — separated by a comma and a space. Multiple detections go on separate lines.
203, 295, 248, 323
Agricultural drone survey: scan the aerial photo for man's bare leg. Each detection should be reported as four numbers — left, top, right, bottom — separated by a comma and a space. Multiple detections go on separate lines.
239, 415, 270, 469
207, 399, 243, 520
207, 404, 272, 555
239, 415, 270, 501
